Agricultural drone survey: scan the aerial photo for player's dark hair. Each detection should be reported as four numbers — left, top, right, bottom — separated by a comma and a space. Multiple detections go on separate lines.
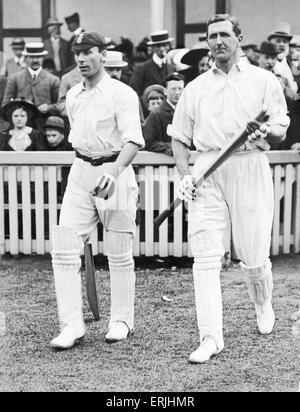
207, 14, 242, 38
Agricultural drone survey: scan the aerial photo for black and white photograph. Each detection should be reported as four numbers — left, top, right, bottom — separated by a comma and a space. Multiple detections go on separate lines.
0, 0, 299, 395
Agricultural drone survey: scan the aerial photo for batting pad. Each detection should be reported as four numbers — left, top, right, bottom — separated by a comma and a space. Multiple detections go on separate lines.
106, 231, 135, 331
51, 226, 84, 332
241, 259, 273, 305
193, 263, 224, 351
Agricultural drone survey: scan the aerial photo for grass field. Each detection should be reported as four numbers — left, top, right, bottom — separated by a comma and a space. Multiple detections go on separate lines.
0, 254, 299, 393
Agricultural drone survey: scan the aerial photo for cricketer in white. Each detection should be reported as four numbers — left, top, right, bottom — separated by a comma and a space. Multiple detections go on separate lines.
50, 32, 144, 350
169, 14, 290, 363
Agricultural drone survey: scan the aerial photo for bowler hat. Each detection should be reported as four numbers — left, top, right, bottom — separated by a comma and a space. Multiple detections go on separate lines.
22, 42, 48, 57
43, 116, 65, 132
181, 47, 210, 66
258, 41, 279, 56
10, 37, 25, 49
0, 98, 40, 122
71, 32, 106, 52
65, 12, 80, 25
104, 51, 128, 68
147, 30, 174, 46
268, 22, 293, 41
46, 17, 63, 27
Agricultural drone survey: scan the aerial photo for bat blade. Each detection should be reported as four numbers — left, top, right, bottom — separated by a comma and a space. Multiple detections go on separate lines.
84, 242, 100, 321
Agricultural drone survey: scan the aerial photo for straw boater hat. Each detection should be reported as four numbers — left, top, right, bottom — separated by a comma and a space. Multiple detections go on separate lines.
147, 30, 174, 46
267, 22, 293, 42
0, 98, 40, 122
22, 42, 48, 57
104, 51, 128, 68
258, 41, 279, 56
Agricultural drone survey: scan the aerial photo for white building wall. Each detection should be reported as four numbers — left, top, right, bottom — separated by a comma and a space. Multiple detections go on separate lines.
229, 0, 300, 44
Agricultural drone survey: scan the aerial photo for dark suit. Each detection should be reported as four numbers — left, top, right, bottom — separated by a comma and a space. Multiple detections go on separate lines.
5, 58, 26, 77
0, 76, 8, 132
2, 68, 60, 110
44, 37, 72, 76
0, 76, 7, 106
130, 58, 175, 97
144, 100, 174, 156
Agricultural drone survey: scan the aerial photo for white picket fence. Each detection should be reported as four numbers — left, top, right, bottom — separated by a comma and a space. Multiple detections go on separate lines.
0, 151, 299, 257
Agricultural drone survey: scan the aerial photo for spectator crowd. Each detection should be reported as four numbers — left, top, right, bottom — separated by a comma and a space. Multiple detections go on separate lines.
0, 14, 300, 153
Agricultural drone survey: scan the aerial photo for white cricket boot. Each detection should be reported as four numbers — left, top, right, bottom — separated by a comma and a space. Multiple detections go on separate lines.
105, 321, 130, 343
255, 299, 275, 335
241, 259, 275, 335
50, 226, 85, 350
189, 336, 220, 364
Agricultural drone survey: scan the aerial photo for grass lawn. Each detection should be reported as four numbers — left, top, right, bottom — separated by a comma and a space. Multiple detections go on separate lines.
0, 254, 299, 392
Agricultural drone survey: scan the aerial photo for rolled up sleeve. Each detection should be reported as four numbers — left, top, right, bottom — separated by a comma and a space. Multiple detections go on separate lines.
116, 88, 145, 148
264, 73, 290, 131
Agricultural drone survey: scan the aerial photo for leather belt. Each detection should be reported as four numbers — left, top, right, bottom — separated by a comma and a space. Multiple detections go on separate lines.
75, 150, 119, 166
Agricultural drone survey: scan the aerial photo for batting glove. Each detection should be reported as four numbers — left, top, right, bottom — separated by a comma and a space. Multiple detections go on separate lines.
92, 173, 116, 199
178, 175, 197, 202
248, 122, 271, 142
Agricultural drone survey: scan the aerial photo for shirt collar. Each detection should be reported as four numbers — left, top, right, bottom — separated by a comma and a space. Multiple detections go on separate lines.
212, 58, 246, 75
74, 27, 83, 36
153, 53, 167, 67
166, 99, 176, 111
14, 55, 24, 64
76, 72, 112, 96
28, 66, 42, 78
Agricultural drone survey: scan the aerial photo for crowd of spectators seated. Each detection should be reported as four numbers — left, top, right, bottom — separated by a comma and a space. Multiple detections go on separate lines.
0, 15, 300, 154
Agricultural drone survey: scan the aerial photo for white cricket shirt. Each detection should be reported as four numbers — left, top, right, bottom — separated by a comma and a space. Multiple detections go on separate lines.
66, 72, 144, 156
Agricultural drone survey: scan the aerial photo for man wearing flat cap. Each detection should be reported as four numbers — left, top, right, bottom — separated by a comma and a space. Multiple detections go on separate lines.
2, 42, 60, 124
241, 41, 259, 66
49, 31, 144, 350
130, 30, 175, 97
44, 17, 72, 76
268, 22, 298, 93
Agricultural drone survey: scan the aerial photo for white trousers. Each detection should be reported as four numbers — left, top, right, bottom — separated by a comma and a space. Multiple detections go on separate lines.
56, 158, 138, 330
189, 151, 274, 347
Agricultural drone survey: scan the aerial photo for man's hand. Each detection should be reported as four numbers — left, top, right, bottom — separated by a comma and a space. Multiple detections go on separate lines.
177, 175, 197, 202
92, 163, 120, 199
247, 120, 271, 150
38, 104, 51, 114
247, 120, 271, 141
291, 142, 300, 151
